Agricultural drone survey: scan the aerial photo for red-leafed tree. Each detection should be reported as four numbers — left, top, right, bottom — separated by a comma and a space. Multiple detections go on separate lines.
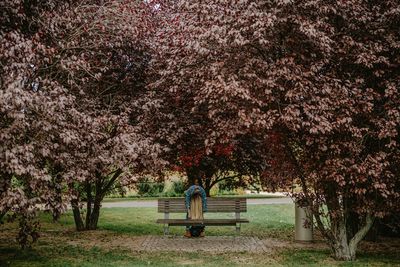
143, 57, 268, 195
174, 137, 265, 196
141, 2, 270, 195
138, 92, 268, 196
150, 0, 400, 260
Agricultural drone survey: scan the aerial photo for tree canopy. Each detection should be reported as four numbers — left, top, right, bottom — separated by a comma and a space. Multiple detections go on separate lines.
150, 0, 400, 260
1, 0, 399, 260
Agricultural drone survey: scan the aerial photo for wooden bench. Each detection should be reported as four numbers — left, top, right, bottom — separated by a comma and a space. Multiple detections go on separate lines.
156, 197, 249, 235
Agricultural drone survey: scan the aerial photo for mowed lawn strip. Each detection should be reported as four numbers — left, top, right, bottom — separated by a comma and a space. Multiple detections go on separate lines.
38, 204, 295, 238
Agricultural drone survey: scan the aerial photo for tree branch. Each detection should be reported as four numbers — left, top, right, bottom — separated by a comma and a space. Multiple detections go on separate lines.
349, 214, 374, 249
210, 174, 241, 188
102, 168, 123, 197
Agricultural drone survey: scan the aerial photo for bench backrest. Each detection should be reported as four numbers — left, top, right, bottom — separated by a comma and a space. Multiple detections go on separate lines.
158, 197, 247, 213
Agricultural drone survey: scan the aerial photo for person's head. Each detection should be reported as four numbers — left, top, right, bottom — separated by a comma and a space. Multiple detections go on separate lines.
194, 187, 200, 195
194, 178, 199, 186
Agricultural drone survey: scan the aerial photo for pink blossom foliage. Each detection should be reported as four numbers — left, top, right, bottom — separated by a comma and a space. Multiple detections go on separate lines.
150, 0, 400, 260
1, 0, 166, 245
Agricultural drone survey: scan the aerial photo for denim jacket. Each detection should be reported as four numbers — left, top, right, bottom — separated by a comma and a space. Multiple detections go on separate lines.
184, 185, 207, 212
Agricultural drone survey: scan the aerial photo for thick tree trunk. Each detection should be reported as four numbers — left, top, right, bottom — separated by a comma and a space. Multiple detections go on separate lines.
333, 241, 356, 261
70, 195, 103, 231
73, 196, 103, 231
332, 220, 356, 261
71, 170, 122, 231
71, 199, 85, 231
331, 215, 374, 261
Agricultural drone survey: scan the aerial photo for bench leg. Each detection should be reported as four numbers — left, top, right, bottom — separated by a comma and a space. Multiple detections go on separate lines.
163, 224, 169, 235
236, 223, 241, 234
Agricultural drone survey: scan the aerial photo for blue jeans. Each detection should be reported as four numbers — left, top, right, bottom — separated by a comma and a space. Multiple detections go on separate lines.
186, 212, 205, 233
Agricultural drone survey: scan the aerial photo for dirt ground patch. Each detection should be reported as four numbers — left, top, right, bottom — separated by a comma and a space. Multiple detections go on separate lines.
1, 228, 399, 255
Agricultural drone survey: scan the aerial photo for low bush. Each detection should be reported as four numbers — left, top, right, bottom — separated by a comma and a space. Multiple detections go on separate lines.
137, 178, 164, 197
162, 180, 185, 197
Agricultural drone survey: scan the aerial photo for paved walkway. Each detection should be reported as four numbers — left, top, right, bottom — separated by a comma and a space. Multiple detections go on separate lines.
136, 236, 324, 253
102, 197, 293, 208
139, 236, 269, 252
65, 234, 300, 253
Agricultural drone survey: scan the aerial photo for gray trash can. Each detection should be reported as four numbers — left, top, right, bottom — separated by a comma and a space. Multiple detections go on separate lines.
295, 201, 313, 241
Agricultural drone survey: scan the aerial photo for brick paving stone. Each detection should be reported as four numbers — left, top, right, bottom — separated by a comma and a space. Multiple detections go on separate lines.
136, 236, 270, 253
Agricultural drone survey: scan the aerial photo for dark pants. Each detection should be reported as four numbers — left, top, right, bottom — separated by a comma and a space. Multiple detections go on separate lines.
186, 212, 205, 234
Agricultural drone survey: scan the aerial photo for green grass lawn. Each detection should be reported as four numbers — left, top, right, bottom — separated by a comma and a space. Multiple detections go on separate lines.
1, 204, 399, 267
36, 204, 295, 238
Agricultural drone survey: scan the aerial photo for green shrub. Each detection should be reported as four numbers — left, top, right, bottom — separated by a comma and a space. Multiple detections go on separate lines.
172, 180, 185, 195
162, 180, 185, 197
217, 180, 238, 195
137, 178, 164, 197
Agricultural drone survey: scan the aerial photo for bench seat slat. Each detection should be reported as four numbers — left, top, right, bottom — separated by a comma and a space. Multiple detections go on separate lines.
161, 204, 246, 206
156, 219, 249, 226
159, 206, 245, 208
158, 208, 247, 212
161, 206, 245, 208
161, 199, 245, 201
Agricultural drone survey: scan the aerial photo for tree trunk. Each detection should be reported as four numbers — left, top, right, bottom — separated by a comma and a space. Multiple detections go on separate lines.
332, 220, 356, 261
331, 214, 374, 261
85, 182, 93, 228
204, 186, 211, 197
204, 175, 212, 197
71, 199, 85, 231
186, 168, 199, 186
86, 198, 102, 230
52, 165, 63, 221
72, 193, 103, 230
71, 170, 122, 231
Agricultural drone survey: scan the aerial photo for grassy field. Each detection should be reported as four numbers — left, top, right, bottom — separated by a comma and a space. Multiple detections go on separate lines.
1, 204, 399, 267
35, 204, 295, 238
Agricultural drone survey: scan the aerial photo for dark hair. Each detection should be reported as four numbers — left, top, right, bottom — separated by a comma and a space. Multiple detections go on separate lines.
193, 192, 201, 198
191, 187, 201, 197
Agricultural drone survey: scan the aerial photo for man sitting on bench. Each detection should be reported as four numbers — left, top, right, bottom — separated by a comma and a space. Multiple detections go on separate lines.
184, 179, 207, 238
